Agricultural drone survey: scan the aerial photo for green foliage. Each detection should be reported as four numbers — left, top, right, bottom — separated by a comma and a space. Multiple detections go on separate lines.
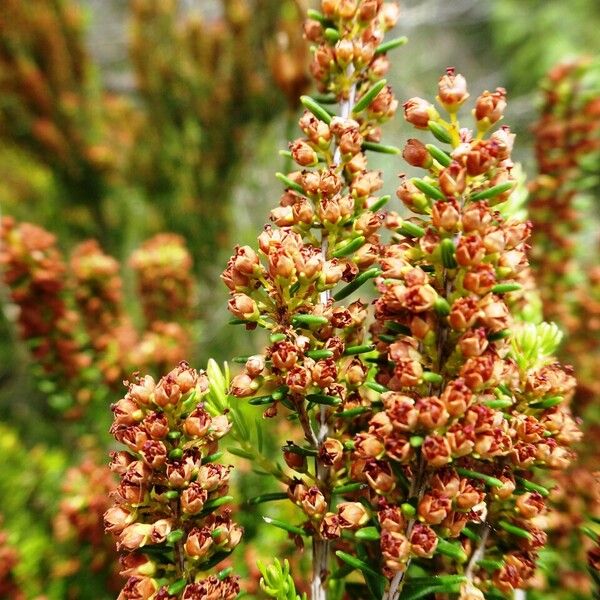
511, 322, 564, 371
258, 558, 307, 600
491, 0, 600, 94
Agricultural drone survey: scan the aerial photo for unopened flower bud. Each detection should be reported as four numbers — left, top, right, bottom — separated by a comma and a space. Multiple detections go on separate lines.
404, 98, 437, 129
290, 140, 318, 166
403, 139, 432, 168
283, 445, 307, 471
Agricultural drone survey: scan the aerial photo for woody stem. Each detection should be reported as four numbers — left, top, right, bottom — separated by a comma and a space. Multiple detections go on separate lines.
466, 522, 489, 580
172, 499, 186, 579
311, 70, 357, 600
385, 271, 453, 600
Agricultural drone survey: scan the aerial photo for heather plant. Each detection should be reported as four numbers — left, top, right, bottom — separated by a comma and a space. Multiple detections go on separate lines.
526, 59, 600, 599
529, 58, 600, 409
52, 455, 121, 598
0, 217, 91, 418
222, 1, 404, 597
367, 73, 580, 599
0, 217, 196, 431
128, 0, 309, 272
0, 0, 115, 232
104, 362, 241, 599
219, 2, 582, 598
70, 239, 138, 388
129, 234, 196, 327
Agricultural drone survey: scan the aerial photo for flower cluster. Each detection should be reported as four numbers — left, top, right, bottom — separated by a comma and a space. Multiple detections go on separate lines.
539, 466, 600, 596
53, 456, 120, 591
528, 60, 600, 413
130, 234, 196, 326
358, 70, 581, 597
527, 59, 600, 598
0, 0, 116, 187
129, 0, 310, 277
71, 240, 137, 386
0, 218, 197, 417
105, 362, 241, 600
70, 240, 125, 341
128, 234, 196, 374
0, 216, 88, 384
222, 0, 403, 596
529, 58, 600, 329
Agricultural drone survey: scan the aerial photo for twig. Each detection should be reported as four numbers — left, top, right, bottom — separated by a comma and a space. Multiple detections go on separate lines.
311, 65, 356, 600
465, 523, 490, 580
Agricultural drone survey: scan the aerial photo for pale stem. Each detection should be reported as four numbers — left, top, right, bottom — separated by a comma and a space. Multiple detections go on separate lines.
465, 523, 490, 580
384, 274, 454, 600
383, 459, 424, 600
311, 67, 357, 600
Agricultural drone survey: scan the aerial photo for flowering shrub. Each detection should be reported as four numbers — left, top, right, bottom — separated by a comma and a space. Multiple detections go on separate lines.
0, 218, 196, 421
105, 362, 241, 599
52, 456, 121, 596
222, 1, 403, 597
219, 2, 583, 598
527, 58, 600, 599
367, 72, 580, 599
1, 1, 599, 599
0, 0, 309, 275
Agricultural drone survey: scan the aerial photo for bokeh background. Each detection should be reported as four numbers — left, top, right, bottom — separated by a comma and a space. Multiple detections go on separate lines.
1, 0, 599, 598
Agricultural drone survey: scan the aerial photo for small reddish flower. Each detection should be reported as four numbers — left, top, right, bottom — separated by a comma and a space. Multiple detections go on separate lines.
410, 523, 438, 558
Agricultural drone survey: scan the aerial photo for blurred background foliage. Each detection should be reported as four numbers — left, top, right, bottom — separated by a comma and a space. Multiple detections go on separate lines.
0, 0, 600, 598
